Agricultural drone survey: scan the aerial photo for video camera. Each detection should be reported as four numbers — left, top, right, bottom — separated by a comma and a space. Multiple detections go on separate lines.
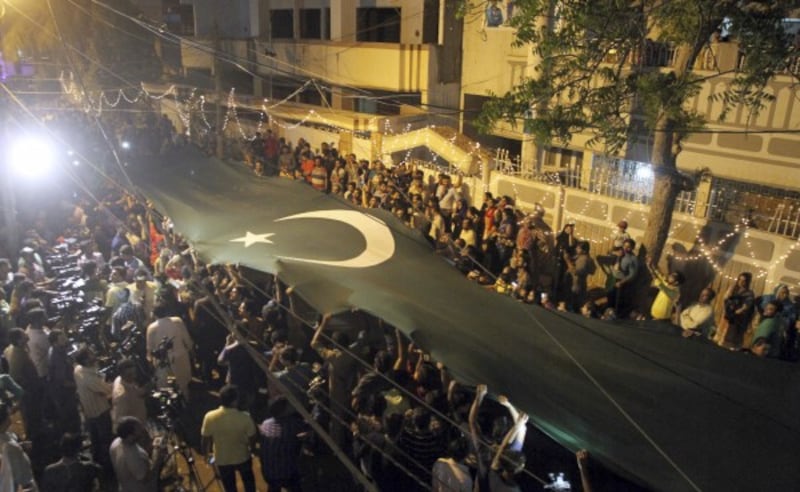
151, 336, 174, 369
96, 325, 150, 382
44, 245, 108, 345
150, 377, 186, 426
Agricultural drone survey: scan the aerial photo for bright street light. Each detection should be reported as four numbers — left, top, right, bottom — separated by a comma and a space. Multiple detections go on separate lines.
7, 135, 56, 179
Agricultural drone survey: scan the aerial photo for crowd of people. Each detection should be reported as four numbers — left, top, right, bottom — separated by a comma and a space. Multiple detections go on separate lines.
241, 130, 800, 362
0, 175, 595, 491
0, 108, 600, 492
0, 102, 795, 492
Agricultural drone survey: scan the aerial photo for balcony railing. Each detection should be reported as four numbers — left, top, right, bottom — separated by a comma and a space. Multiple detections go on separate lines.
708, 177, 800, 237
492, 151, 800, 238
602, 40, 799, 76
602, 42, 678, 68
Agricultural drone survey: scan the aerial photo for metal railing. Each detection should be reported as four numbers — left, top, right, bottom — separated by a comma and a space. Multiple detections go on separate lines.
407, 158, 479, 178
768, 203, 800, 238
494, 148, 524, 176
603, 42, 677, 68
708, 177, 800, 237
494, 151, 800, 238
493, 149, 564, 184
600, 38, 799, 77
737, 52, 800, 75
587, 156, 654, 203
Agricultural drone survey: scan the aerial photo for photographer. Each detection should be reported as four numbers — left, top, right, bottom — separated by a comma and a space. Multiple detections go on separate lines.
110, 417, 167, 492
147, 303, 193, 398
4, 328, 43, 440
24, 308, 50, 380
111, 359, 150, 431
47, 329, 81, 435
74, 347, 113, 470
41, 433, 102, 492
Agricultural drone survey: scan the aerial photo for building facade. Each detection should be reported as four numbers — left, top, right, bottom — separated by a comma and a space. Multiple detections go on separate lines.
166, 0, 800, 295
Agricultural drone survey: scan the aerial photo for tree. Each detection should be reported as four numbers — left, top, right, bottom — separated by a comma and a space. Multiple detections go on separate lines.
1, 0, 61, 67
1, 0, 161, 90
476, 0, 799, 262
73, 0, 162, 89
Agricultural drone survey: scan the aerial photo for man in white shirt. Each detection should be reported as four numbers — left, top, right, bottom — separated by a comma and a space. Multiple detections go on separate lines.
24, 308, 50, 379
147, 304, 193, 398
680, 288, 717, 339
74, 347, 113, 469
0, 402, 37, 491
436, 175, 459, 219
111, 359, 149, 431
110, 417, 166, 492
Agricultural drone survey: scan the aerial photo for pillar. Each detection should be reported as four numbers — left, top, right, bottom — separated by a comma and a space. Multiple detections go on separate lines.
330, 0, 357, 42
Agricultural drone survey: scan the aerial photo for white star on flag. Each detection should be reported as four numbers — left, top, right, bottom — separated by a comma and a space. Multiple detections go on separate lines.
230, 231, 275, 248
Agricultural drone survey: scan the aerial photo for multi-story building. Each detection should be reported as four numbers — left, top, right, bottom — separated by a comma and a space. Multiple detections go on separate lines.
173, 2, 799, 182
178, 0, 460, 113
164, 1, 800, 293
461, 4, 800, 190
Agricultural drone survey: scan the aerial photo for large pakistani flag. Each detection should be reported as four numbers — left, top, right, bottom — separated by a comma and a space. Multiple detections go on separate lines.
129, 150, 799, 492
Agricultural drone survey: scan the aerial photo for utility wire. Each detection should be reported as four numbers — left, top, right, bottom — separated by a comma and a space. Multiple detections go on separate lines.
0, 88, 137, 231
229, 249, 548, 487
44, 0, 138, 194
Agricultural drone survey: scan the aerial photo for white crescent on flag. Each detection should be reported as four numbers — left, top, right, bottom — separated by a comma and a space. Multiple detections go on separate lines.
274, 210, 395, 268
229, 210, 396, 268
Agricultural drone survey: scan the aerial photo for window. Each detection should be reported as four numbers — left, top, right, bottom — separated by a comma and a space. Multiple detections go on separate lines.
353, 91, 420, 116
270, 82, 295, 101
356, 8, 401, 43
271, 10, 294, 39
545, 147, 582, 169
298, 85, 330, 106
422, 0, 439, 43
163, 1, 194, 35
463, 94, 522, 153
300, 9, 321, 39
179, 6, 195, 36
268, 79, 331, 107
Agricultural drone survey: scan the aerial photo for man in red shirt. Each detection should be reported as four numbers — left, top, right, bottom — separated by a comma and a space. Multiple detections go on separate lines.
310, 158, 329, 192
263, 129, 280, 168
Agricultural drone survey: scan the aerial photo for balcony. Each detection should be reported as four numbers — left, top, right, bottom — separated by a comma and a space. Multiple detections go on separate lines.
602, 40, 799, 76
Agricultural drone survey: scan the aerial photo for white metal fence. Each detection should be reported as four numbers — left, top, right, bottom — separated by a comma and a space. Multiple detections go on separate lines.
492, 149, 800, 239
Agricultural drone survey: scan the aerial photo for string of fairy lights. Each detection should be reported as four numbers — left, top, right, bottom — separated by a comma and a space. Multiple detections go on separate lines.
58, 74, 800, 285
495, 154, 800, 284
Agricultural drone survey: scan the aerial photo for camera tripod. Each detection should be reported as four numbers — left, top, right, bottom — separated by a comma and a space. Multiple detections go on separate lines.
156, 418, 219, 492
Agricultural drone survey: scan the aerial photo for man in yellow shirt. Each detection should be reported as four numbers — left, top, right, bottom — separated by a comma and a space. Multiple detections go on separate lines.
201, 385, 257, 492
647, 260, 684, 322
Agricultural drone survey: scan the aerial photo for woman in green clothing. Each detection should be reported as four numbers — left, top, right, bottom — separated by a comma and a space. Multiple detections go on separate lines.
751, 300, 783, 358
